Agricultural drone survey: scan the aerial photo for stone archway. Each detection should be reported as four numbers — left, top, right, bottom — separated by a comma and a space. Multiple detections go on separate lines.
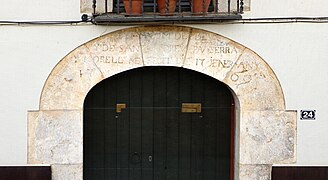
27, 26, 296, 180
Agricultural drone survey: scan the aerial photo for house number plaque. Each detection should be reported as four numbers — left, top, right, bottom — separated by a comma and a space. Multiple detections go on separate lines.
300, 110, 316, 120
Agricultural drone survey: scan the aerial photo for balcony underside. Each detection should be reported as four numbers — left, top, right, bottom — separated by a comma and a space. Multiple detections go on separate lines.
92, 13, 242, 24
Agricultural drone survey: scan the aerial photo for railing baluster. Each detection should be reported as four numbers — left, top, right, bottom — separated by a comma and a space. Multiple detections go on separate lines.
105, 0, 108, 13
117, 0, 120, 13
237, 0, 239, 13
178, 0, 181, 13
240, 0, 244, 13
93, 0, 97, 14
228, 0, 231, 13
165, 0, 168, 14
191, 0, 194, 14
153, 0, 156, 13
215, 0, 219, 13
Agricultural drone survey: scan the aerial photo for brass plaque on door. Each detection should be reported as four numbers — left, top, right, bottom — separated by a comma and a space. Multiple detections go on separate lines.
116, 104, 126, 113
181, 103, 201, 113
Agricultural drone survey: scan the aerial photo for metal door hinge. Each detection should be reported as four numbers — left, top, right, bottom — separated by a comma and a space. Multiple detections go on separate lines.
181, 103, 201, 113
116, 104, 126, 113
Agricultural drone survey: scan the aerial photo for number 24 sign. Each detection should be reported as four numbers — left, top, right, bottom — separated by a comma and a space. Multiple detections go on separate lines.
300, 110, 316, 120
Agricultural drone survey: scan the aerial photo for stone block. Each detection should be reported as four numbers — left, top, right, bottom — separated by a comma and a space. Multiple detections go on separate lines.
85, 28, 144, 78
138, 26, 190, 67
184, 28, 245, 81
28, 111, 83, 164
239, 164, 271, 180
52, 164, 83, 180
239, 110, 297, 164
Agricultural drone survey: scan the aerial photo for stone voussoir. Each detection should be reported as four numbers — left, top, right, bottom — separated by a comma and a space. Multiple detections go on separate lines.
40, 45, 104, 110
137, 26, 191, 67
223, 48, 285, 111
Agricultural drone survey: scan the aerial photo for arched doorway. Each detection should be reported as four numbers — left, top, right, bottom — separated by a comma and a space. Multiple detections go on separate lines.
83, 67, 235, 180
28, 26, 296, 180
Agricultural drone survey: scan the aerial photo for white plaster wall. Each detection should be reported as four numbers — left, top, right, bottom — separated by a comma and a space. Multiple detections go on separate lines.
0, 23, 327, 165
0, 0, 327, 166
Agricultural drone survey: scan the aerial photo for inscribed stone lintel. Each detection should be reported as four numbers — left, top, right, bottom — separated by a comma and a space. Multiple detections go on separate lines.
40, 26, 286, 111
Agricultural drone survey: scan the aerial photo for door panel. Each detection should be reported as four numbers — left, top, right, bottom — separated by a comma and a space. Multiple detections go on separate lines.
84, 67, 233, 180
141, 68, 155, 180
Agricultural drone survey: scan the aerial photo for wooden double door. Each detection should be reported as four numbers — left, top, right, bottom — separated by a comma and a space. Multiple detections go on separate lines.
84, 67, 234, 180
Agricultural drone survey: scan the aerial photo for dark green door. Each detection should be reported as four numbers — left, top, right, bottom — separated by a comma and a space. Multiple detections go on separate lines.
84, 67, 234, 180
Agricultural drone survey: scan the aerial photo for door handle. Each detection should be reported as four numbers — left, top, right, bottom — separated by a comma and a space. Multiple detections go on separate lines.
148, 155, 152, 162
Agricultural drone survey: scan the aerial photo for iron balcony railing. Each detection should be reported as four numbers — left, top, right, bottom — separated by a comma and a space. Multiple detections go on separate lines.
92, 0, 243, 24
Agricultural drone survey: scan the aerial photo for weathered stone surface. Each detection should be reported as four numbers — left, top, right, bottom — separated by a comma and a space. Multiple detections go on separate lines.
223, 49, 285, 111
52, 164, 82, 180
28, 111, 82, 164
184, 28, 245, 81
80, 0, 113, 13
240, 110, 297, 164
138, 26, 190, 67
85, 28, 144, 78
239, 164, 271, 180
40, 45, 104, 110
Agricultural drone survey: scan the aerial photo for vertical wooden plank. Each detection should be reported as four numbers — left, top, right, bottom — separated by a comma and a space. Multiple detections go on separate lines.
104, 77, 118, 180
84, 75, 106, 180
190, 71, 204, 180
0, 167, 26, 180
116, 72, 130, 180
230, 96, 235, 180
216, 85, 231, 180
153, 67, 167, 180
129, 69, 143, 180
84, 109, 105, 180
202, 77, 218, 180
178, 69, 192, 180
166, 68, 180, 180
0, 166, 51, 180
27, 166, 51, 180
141, 68, 154, 180
272, 167, 328, 180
